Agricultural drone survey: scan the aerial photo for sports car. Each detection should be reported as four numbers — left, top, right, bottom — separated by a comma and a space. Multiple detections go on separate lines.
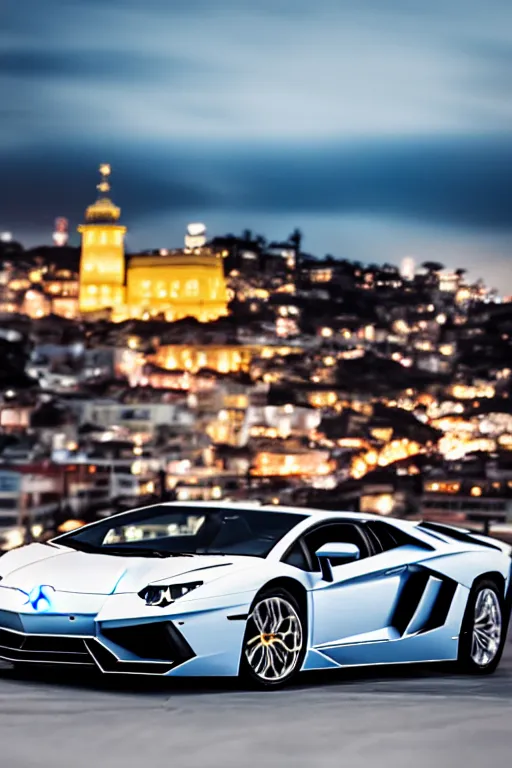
0, 502, 510, 688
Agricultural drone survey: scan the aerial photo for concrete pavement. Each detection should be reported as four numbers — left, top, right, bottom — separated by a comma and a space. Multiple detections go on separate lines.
0, 637, 511, 768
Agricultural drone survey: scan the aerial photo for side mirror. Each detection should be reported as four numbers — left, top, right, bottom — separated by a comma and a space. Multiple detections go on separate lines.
315, 542, 360, 582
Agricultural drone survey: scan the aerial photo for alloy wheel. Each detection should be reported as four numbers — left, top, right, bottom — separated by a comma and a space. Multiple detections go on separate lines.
470, 587, 502, 667
244, 596, 303, 683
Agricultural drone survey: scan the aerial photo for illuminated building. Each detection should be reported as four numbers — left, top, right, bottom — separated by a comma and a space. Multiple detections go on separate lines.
126, 251, 226, 322
252, 448, 333, 478
349, 438, 423, 480
439, 271, 460, 293
308, 391, 338, 408
78, 166, 228, 322
206, 408, 246, 446
360, 492, 395, 515
276, 316, 298, 337
44, 269, 79, 319
451, 383, 495, 400
80, 400, 194, 439
53, 217, 69, 247
152, 345, 252, 375
21, 287, 50, 319
419, 487, 509, 524
184, 222, 207, 249
0, 404, 31, 431
310, 267, 333, 283
151, 343, 300, 376
78, 164, 126, 314
0, 466, 64, 547
400, 256, 415, 281
424, 480, 461, 494
438, 434, 496, 460
8, 276, 30, 293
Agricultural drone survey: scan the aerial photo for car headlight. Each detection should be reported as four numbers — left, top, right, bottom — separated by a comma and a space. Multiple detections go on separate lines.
138, 581, 203, 608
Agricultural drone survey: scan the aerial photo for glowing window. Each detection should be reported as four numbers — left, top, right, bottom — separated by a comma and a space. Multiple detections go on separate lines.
185, 279, 199, 297
208, 278, 219, 299
139, 279, 152, 298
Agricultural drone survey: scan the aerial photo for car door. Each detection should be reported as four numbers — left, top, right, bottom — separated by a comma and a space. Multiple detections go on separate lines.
303, 521, 433, 665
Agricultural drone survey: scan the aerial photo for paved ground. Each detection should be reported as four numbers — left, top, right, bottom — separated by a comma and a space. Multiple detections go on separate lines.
0, 635, 511, 768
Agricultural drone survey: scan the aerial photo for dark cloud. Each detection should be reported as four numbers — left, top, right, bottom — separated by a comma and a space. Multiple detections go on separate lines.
0, 50, 210, 83
1, 137, 512, 234
3, 0, 512, 284
223, 137, 512, 229
0, 144, 214, 229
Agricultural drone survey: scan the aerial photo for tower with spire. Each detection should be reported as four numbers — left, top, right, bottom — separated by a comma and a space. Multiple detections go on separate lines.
78, 165, 127, 314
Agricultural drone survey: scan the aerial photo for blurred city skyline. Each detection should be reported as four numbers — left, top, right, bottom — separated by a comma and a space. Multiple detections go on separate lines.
2, 0, 512, 289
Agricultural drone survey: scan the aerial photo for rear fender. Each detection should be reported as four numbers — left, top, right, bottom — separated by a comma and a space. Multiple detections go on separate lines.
419, 550, 511, 591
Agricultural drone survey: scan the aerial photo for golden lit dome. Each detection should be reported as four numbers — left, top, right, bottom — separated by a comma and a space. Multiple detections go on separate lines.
85, 164, 121, 223
85, 198, 121, 222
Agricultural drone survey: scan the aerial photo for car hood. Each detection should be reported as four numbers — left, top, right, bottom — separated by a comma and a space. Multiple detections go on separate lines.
0, 543, 256, 595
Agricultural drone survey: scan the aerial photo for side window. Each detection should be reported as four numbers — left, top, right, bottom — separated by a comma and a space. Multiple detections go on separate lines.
303, 524, 369, 571
282, 541, 310, 571
365, 521, 405, 553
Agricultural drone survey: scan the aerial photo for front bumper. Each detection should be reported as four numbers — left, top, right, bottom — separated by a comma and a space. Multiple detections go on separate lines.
0, 614, 195, 674
0, 623, 94, 666
0, 588, 253, 676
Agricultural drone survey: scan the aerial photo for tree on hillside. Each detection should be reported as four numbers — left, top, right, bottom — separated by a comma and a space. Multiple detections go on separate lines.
421, 261, 444, 273
289, 228, 303, 252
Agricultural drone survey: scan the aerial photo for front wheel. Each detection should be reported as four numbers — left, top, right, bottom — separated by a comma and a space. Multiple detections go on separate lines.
239, 588, 306, 688
457, 579, 505, 674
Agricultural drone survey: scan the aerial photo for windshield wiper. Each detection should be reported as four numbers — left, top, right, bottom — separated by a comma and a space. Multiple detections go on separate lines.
194, 549, 230, 555
101, 547, 196, 558
58, 541, 196, 558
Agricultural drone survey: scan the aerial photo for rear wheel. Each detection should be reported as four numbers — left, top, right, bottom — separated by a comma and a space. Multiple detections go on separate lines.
239, 588, 306, 689
458, 579, 505, 674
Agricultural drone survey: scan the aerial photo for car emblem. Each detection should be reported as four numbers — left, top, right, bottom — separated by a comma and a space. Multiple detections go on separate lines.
26, 585, 55, 612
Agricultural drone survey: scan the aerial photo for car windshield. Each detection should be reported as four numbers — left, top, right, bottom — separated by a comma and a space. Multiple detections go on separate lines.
52, 505, 305, 558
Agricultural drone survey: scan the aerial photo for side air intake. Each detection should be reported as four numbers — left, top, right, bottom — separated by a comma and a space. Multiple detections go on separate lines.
390, 569, 430, 635
391, 568, 458, 637
418, 578, 458, 633
100, 621, 195, 664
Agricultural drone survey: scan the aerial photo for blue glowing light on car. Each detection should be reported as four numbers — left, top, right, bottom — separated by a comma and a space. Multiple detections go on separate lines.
27, 585, 55, 612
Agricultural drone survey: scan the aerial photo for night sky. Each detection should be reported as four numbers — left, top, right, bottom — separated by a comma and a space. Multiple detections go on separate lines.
2, 0, 512, 289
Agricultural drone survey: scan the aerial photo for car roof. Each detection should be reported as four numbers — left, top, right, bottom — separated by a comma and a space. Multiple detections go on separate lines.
156, 500, 388, 523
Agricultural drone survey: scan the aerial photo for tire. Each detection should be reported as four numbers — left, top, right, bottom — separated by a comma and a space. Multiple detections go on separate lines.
239, 587, 307, 689
457, 578, 506, 675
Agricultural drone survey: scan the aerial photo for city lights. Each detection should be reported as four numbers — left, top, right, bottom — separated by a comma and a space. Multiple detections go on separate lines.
0, 160, 511, 586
